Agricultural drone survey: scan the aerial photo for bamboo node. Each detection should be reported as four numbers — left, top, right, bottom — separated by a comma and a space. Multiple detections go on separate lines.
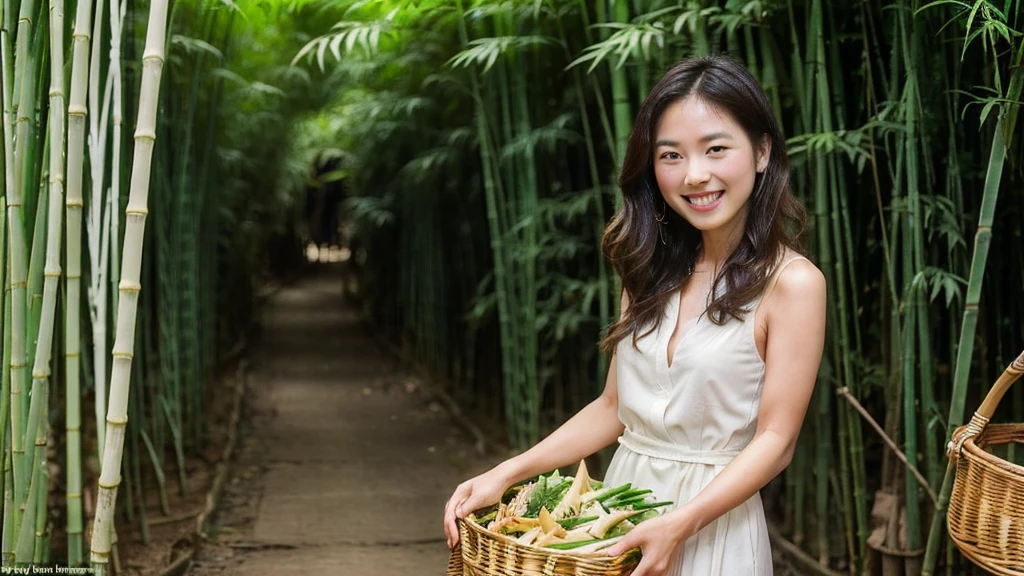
98, 480, 121, 489
66, 199, 85, 208
65, 352, 82, 358
112, 351, 134, 360
68, 104, 88, 116
66, 492, 82, 498
31, 370, 51, 378
125, 208, 150, 216
119, 280, 142, 292
44, 269, 62, 278
135, 129, 158, 141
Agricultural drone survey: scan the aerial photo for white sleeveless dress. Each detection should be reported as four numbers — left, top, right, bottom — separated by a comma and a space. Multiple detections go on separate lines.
603, 255, 807, 576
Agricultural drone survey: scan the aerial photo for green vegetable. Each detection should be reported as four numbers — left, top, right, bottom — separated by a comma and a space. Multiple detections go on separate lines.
546, 538, 604, 550
558, 515, 599, 530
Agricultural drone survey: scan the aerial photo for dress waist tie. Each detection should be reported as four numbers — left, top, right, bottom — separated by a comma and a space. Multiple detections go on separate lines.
618, 429, 741, 466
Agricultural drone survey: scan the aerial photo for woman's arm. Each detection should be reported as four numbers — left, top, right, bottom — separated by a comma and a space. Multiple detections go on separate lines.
444, 292, 630, 547
604, 260, 826, 575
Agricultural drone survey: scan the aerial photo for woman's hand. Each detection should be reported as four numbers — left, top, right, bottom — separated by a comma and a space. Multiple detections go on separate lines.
443, 465, 515, 549
602, 513, 690, 576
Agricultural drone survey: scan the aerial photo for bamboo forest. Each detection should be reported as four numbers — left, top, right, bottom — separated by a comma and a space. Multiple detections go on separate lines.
0, 0, 1019, 574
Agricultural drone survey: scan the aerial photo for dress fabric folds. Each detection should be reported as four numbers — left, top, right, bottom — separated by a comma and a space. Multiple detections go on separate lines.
604, 255, 807, 576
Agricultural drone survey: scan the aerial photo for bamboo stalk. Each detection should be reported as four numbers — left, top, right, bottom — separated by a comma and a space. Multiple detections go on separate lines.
922, 109, 1015, 575
15, 0, 65, 561
65, 0, 95, 563
88, 0, 111, 464
7, 0, 35, 530
609, 0, 629, 169
90, 1, 170, 572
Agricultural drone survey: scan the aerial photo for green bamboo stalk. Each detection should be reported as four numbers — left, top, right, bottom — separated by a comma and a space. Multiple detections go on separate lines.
1, 336, 11, 567
922, 110, 1015, 575
899, 1, 923, 553
90, 0, 171, 571
576, 0, 617, 175
811, 0, 866, 565
453, 0, 519, 451
15, 0, 66, 560
554, 12, 610, 392
6, 3, 33, 531
65, 0, 94, 563
609, 0, 629, 169
511, 31, 539, 447
32, 430, 47, 564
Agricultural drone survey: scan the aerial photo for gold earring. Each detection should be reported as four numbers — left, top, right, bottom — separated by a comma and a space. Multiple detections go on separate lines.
654, 200, 668, 245
654, 200, 669, 225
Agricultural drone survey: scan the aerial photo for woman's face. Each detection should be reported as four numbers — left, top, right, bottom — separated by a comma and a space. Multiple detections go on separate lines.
652, 97, 768, 238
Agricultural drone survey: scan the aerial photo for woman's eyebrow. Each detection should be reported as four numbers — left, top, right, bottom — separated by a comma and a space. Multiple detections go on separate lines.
654, 132, 733, 148
699, 131, 732, 143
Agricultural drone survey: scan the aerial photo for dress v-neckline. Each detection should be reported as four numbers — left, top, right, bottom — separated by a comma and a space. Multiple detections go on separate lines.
666, 290, 704, 369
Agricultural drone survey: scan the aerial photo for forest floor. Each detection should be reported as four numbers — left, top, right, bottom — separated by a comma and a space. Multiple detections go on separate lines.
116, 260, 800, 576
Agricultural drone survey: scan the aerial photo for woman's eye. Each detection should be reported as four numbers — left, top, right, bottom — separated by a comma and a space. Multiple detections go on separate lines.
708, 146, 725, 154
661, 151, 681, 160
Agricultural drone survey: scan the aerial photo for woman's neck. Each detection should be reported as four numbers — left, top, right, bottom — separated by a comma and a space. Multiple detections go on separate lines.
698, 225, 743, 274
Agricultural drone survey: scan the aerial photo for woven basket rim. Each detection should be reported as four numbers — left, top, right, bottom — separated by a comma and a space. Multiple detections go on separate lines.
959, 426, 1024, 479
461, 513, 637, 562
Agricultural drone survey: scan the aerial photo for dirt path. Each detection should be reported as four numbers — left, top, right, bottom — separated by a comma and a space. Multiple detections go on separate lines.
187, 263, 501, 575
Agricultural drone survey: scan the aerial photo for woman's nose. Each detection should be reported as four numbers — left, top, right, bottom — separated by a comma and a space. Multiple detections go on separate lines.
684, 161, 710, 186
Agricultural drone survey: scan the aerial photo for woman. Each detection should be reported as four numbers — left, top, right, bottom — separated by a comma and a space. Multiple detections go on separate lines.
444, 55, 826, 576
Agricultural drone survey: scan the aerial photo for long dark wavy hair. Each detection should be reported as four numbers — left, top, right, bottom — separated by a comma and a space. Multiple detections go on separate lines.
600, 55, 807, 354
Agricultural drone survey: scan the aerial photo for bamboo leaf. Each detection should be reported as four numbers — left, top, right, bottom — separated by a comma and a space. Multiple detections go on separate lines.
568, 23, 665, 72
170, 35, 225, 61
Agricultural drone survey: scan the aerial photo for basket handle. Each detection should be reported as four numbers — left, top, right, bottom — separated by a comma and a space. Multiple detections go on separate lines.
950, 349, 1024, 455
974, 349, 1024, 419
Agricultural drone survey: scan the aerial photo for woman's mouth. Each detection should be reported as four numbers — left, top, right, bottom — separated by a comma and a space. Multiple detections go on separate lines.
685, 191, 724, 211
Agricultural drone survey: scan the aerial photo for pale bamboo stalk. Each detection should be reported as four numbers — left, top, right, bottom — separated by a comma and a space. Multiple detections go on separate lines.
108, 0, 125, 316
66, 0, 95, 564
14, 0, 66, 562
90, 1, 170, 571
86, 0, 109, 461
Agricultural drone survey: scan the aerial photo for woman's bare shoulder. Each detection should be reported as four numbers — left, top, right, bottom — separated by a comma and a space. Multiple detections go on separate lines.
769, 254, 826, 310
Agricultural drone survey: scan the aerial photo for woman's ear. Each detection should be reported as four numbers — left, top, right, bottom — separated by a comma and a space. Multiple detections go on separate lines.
756, 136, 771, 173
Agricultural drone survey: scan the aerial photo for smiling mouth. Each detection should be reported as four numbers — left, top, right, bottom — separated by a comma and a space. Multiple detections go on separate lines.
685, 191, 724, 207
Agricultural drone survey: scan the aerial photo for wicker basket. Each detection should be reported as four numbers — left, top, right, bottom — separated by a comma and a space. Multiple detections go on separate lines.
446, 515, 640, 576
947, 350, 1024, 575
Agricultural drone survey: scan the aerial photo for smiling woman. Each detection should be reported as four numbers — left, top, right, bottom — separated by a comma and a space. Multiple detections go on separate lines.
445, 55, 826, 576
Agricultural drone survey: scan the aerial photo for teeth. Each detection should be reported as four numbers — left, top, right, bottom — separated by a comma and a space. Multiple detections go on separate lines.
688, 192, 723, 207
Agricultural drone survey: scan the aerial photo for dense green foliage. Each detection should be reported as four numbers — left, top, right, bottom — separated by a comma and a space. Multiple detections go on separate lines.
0, 0, 347, 567
279, 0, 1023, 573
0, 0, 1020, 573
